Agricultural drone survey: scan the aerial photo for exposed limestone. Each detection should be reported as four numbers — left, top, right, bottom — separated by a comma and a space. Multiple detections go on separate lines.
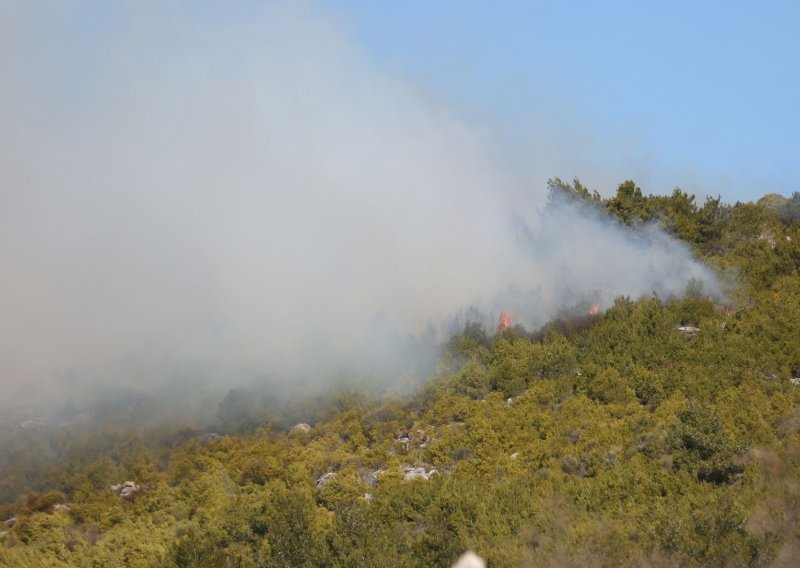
316, 472, 336, 489
111, 481, 143, 501
200, 433, 223, 443
758, 232, 777, 248
15, 418, 46, 432
290, 422, 312, 435
402, 466, 438, 481
362, 469, 386, 487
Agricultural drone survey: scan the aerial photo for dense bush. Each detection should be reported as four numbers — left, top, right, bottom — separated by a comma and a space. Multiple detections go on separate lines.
2, 183, 800, 566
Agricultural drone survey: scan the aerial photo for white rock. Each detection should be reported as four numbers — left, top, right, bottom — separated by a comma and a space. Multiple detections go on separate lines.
402, 466, 438, 481
363, 469, 385, 486
452, 551, 485, 568
316, 472, 336, 489
112, 480, 143, 501
290, 423, 311, 434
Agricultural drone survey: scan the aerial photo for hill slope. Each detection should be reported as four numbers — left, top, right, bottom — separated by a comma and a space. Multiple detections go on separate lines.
2, 182, 800, 567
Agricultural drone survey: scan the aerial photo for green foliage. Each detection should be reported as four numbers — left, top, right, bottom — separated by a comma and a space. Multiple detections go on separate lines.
668, 401, 745, 484
3, 182, 800, 566
777, 191, 800, 224
547, 177, 602, 205
606, 180, 653, 225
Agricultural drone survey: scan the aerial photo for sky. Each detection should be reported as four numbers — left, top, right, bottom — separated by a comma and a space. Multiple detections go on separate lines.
0, 1, 787, 398
328, 0, 800, 202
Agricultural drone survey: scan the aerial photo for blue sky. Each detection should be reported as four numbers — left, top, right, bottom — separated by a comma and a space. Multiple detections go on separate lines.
328, 0, 799, 202
4, 1, 798, 203
4, 0, 791, 387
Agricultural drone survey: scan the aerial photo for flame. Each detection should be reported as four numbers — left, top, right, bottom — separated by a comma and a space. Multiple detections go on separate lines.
498, 311, 512, 331
589, 303, 600, 315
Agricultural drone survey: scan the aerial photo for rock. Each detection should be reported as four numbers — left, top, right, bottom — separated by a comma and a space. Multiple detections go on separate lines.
316, 472, 336, 489
452, 551, 485, 568
363, 493, 372, 501
790, 377, 800, 386
4, 516, 15, 528
507, 397, 513, 406
394, 434, 411, 453
402, 466, 438, 481
290, 423, 311, 435
120, 486, 138, 500
677, 325, 700, 337
510, 452, 519, 460
200, 433, 223, 443
758, 232, 776, 248
53, 503, 71, 513
363, 469, 385, 487
15, 418, 46, 432
111, 481, 143, 501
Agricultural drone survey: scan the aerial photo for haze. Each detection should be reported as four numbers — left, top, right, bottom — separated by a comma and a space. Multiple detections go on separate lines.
1, 2, 719, 398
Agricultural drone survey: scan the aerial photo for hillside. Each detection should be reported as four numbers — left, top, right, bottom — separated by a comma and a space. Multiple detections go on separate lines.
2, 182, 800, 567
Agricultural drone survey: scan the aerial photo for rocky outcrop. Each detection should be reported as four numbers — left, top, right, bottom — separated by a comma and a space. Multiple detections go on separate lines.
316, 472, 336, 489
53, 503, 71, 513
362, 469, 386, 487
111, 481, 144, 501
290, 423, 312, 435
14, 418, 46, 433
402, 466, 438, 481
393, 429, 429, 452
4, 516, 15, 528
200, 433, 223, 443
363, 466, 438, 484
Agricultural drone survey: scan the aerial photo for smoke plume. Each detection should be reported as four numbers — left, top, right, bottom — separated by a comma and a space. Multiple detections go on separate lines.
0, 2, 719, 399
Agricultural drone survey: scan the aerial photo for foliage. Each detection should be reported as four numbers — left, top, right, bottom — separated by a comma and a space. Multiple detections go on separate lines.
2, 182, 800, 567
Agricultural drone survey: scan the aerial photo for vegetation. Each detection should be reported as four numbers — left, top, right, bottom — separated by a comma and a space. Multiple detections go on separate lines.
2, 181, 800, 567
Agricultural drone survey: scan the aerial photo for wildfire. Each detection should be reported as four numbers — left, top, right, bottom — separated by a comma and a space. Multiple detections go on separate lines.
497, 311, 512, 331
589, 303, 600, 315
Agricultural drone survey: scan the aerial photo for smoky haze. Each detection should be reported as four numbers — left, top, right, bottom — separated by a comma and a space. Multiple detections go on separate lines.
0, 2, 719, 399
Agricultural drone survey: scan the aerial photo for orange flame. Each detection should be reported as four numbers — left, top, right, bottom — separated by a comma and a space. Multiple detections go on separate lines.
498, 311, 512, 331
589, 303, 600, 315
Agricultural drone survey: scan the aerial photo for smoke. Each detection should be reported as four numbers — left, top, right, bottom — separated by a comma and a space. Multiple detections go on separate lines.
0, 1, 719, 399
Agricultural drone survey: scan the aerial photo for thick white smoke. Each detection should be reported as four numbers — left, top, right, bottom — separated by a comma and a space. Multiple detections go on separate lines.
0, 2, 719, 397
